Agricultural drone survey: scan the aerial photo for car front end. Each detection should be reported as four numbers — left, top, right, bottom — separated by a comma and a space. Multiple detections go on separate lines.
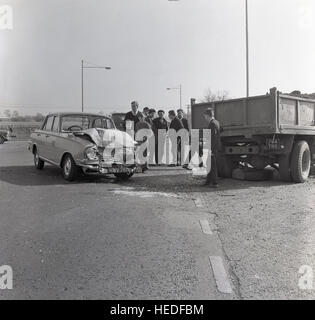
74, 130, 145, 176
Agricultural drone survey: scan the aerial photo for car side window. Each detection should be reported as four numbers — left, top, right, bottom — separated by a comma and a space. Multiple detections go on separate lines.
93, 118, 102, 128
43, 116, 54, 131
106, 119, 114, 129
92, 118, 113, 129
52, 116, 60, 132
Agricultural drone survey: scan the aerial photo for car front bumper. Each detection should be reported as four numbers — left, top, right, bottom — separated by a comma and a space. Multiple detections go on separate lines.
78, 161, 144, 174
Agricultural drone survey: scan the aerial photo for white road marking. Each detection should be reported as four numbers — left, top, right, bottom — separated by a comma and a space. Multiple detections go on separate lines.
199, 219, 213, 235
111, 189, 177, 198
194, 198, 203, 208
209, 256, 233, 294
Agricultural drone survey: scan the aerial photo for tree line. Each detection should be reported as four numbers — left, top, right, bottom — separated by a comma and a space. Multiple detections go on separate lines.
0, 110, 45, 122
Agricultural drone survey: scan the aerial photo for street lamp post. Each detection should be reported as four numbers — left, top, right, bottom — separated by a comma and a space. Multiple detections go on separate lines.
166, 84, 182, 109
81, 60, 111, 113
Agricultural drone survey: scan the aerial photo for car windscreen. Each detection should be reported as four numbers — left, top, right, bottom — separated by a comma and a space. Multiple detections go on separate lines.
61, 116, 115, 131
61, 116, 90, 131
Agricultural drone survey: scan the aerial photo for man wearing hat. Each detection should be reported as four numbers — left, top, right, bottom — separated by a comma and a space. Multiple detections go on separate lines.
203, 109, 221, 188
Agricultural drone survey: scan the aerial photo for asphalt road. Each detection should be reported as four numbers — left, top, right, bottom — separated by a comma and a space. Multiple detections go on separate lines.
1, 141, 315, 299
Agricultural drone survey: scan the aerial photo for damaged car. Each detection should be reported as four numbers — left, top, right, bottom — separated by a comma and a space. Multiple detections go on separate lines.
28, 113, 145, 181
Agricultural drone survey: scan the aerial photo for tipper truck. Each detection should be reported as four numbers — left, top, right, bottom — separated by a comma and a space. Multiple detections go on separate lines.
191, 88, 315, 183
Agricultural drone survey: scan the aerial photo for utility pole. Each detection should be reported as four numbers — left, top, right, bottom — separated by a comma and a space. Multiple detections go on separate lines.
245, 0, 249, 97
81, 60, 84, 112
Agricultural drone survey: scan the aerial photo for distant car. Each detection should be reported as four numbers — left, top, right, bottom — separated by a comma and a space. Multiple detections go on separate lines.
28, 113, 144, 181
0, 130, 8, 144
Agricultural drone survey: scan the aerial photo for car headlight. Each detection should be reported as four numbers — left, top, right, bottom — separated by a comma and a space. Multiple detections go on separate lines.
85, 146, 98, 160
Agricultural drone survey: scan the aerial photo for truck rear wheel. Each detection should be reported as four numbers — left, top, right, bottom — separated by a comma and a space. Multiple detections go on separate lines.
279, 155, 292, 182
290, 141, 311, 183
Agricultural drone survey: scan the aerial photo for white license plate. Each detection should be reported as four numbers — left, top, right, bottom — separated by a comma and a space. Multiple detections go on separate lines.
101, 166, 142, 174
108, 168, 130, 174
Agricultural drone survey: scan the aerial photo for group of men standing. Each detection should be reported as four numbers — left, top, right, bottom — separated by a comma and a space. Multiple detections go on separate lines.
123, 100, 221, 188
123, 101, 189, 167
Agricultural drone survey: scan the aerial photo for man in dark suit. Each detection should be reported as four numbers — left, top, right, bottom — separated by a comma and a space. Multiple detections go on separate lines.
135, 112, 152, 170
145, 108, 156, 128
144, 109, 157, 165
123, 101, 141, 132
177, 109, 189, 131
204, 109, 221, 188
153, 110, 168, 165
142, 107, 150, 118
168, 110, 184, 167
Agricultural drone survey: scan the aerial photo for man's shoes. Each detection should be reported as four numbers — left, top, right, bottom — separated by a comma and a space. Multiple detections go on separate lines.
182, 164, 192, 170
168, 164, 176, 167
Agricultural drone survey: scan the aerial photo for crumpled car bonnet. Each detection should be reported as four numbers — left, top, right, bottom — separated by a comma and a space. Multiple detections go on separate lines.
77, 128, 136, 148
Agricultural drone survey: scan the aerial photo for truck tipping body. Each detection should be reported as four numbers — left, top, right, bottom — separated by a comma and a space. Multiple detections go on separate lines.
191, 88, 315, 183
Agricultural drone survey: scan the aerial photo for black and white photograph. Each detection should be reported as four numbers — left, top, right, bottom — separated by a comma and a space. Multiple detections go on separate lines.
1, 0, 315, 307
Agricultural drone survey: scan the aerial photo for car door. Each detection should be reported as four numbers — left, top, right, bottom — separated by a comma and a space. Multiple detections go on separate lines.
45, 116, 60, 164
36, 115, 54, 159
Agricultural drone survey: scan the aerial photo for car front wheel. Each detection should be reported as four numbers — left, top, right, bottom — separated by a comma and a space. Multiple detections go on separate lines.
62, 154, 78, 181
34, 148, 45, 170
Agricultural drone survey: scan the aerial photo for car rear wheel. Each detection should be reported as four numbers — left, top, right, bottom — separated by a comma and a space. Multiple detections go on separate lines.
34, 148, 45, 170
114, 173, 134, 181
62, 154, 78, 181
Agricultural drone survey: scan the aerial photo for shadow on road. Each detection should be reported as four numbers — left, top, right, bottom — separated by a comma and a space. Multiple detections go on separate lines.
0, 165, 116, 186
0, 165, 308, 193
128, 171, 295, 194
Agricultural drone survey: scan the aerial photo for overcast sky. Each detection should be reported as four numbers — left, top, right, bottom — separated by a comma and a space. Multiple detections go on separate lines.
0, 0, 315, 115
